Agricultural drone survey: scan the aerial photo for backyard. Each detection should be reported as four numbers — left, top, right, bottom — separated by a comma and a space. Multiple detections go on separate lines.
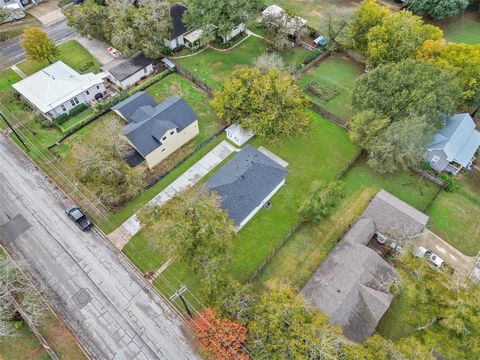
175, 34, 310, 89
17, 39, 101, 76
298, 54, 364, 120
433, 9, 480, 44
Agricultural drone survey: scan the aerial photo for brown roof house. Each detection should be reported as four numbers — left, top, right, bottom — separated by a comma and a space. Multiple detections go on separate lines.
301, 190, 429, 343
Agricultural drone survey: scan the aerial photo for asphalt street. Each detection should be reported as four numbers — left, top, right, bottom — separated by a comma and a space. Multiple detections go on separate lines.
0, 18, 76, 70
0, 135, 198, 360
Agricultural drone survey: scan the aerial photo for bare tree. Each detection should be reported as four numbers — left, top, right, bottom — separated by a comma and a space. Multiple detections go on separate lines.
0, 256, 48, 336
318, 8, 353, 52
254, 52, 285, 72
261, 11, 308, 51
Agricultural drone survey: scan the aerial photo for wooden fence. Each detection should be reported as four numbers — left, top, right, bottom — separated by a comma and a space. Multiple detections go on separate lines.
309, 101, 350, 130
414, 167, 446, 187
173, 61, 214, 97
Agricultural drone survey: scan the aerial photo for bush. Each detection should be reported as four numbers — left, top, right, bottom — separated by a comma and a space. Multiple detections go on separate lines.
303, 49, 323, 65
441, 174, 458, 192
68, 103, 88, 117
54, 113, 69, 125
299, 180, 345, 224
79, 61, 94, 72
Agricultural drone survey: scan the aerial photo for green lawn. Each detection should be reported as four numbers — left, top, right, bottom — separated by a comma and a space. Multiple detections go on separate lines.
436, 10, 480, 44
427, 172, 480, 256
176, 35, 309, 89
17, 39, 101, 76
377, 290, 415, 340
298, 54, 364, 121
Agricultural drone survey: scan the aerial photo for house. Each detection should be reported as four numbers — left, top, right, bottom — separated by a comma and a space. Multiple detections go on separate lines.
103, 53, 154, 89
225, 123, 254, 146
205, 145, 288, 230
164, 3, 204, 50
112, 91, 199, 169
0, 0, 38, 9
302, 190, 429, 343
261, 4, 307, 37
12, 61, 106, 121
424, 113, 480, 175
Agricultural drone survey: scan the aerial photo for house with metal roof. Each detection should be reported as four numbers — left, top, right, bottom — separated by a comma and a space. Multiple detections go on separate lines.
424, 113, 480, 175
302, 190, 429, 343
205, 145, 288, 230
112, 91, 199, 169
103, 53, 154, 89
12, 61, 106, 121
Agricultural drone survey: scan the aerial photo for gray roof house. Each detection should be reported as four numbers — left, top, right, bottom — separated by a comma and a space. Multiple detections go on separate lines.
112, 91, 199, 169
205, 145, 288, 230
302, 190, 429, 343
424, 113, 480, 175
103, 53, 154, 89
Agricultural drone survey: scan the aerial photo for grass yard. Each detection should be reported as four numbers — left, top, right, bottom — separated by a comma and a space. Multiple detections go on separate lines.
59, 107, 96, 133
434, 10, 480, 44
427, 172, 480, 256
17, 39, 101, 76
0, 326, 48, 360
298, 54, 364, 121
377, 291, 415, 340
175, 35, 309, 89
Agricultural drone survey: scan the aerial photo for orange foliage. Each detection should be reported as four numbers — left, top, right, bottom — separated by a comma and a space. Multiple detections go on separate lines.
189, 308, 249, 360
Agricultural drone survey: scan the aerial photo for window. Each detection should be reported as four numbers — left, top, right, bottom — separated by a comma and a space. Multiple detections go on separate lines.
96, 85, 100, 89
431, 155, 440, 164
70, 99, 75, 106
162, 136, 167, 141
170, 131, 174, 135
61, 104, 66, 112
161, 148, 166, 152
74, 97, 79, 105
86, 90, 90, 95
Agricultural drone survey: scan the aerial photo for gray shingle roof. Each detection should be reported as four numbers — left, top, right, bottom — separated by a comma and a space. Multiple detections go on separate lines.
205, 145, 288, 226
107, 53, 152, 81
302, 190, 430, 343
114, 93, 198, 157
427, 113, 480, 167
170, 3, 189, 39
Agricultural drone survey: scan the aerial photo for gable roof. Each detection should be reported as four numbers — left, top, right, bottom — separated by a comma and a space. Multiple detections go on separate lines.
169, 3, 189, 39
427, 113, 480, 167
106, 53, 152, 82
12, 61, 105, 113
118, 95, 198, 156
302, 190, 429, 343
205, 145, 288, 226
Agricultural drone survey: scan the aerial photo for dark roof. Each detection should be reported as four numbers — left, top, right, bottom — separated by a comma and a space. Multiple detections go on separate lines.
170, 3, 189, 39
107, 53, 152, 81
205, 145, 288, 226
112, 91, 157, 122
119, 95, 198, 156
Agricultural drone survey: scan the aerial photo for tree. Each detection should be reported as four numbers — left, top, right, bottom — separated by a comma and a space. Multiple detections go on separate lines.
317, 8, 353, 52
366, 11, 443, 67
298, 180, 345, 224
184, 0, 262, 43
213, 280, 257, 325
349, 110, 390, 148
65, 0, 110, 41
139, 186, 235, 287
189, 308, 249, 360
417, 42, 480, 108
261, 7, 308, 51
22, 27, 58, 64
392, 251, 480, 358
349, 0, 389, 52
211, 67, 311, 141
406, 0, 469, 20
73, 116, 144, 209
248, 283, 340, 359
254, 52, 285, 72
0, 256, 48, 336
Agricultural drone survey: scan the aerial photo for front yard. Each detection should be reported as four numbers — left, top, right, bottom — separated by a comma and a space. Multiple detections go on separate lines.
175, 35, 310, 89
17, 39, 101, 76
298, 54, 364, 120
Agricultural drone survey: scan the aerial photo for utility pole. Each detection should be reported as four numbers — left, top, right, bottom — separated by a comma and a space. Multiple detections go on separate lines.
0, 111, 29, 151
169, 285, 193, 318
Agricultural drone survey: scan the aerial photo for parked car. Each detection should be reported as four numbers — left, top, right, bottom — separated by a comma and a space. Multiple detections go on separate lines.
413, 246, 445, 268
65, 205, 93, 231
72, 0, 84, 4
107, 47, 122, 58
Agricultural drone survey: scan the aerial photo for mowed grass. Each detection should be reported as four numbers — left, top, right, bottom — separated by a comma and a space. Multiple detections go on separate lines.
176, 35, 309, 89
298, 54, 364, 121
0, 326, 48, 360
17, 39, 101, 76
435, 10, 480, 44
427, 172, 480, 256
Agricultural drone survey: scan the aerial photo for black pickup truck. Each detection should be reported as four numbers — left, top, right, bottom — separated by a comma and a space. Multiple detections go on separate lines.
65, 205, 93, 231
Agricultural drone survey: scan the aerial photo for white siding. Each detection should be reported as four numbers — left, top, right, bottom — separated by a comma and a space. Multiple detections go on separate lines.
164, 36, 185, 50
49, 82, 105, 118
118, 64, 154, 89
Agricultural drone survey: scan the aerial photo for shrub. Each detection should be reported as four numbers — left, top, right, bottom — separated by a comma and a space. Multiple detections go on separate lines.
441, 173, 457, 192
79, 61, 94, 72
68, 103, 88, 117
303, 49, 323, 65
54, 113, 69, 125
299, 180, 345, 224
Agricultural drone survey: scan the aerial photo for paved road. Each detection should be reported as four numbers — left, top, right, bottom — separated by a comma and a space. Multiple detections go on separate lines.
0, 18, 76, 70
0, 135, 198, 360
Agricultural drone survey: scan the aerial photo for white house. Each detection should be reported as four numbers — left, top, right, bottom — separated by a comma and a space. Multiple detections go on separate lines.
104, 53, 154, 89
12, 61, 106, 121
261, 4, 307, 37
164, 3, 192, 50
225, 123, 254, 146
0, 0, 38, 9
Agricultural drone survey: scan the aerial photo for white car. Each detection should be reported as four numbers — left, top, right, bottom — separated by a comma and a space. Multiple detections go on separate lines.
413, 246, 444, 268
107, 47, 122, 58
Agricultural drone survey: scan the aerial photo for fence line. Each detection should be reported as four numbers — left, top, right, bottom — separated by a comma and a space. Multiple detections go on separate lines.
173, 61, 214, 97
309, 101, 349, 130
413, 166, 446, 187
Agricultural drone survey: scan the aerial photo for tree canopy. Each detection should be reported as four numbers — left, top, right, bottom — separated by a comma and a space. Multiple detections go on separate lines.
65, 0, 110, 41
366, 11, 443, 67
22, 27, 58, 64
211, 67, 311, 141
406, 0, 469, 20
139, 187, 235, 288
184, 0, 262, 42
350, 59, 460, 172
298, 180, 345, 224
417, 41, 480, 108
349, 0, 389, 52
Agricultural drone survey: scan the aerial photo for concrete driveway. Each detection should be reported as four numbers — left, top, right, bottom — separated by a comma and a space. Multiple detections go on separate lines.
108, 140, 239, 249
28, 0, 65, 25
74, 35, 115, 65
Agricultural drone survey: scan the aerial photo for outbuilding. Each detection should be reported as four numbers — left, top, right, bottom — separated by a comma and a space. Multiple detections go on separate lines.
104, 53, 154, 89
225, 123, 254, 146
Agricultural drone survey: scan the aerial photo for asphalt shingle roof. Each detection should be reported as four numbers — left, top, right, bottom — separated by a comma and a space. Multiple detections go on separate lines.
112, 91, 157, 122
170, 3, 189, 39
205, 145, 288, 226
107, 53, 152, 82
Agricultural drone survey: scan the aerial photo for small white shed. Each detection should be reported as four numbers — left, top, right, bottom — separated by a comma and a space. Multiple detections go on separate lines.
225, 123, 254, 146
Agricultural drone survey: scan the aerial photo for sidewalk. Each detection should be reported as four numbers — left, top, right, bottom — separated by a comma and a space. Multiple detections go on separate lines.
108, 140, 238, 250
